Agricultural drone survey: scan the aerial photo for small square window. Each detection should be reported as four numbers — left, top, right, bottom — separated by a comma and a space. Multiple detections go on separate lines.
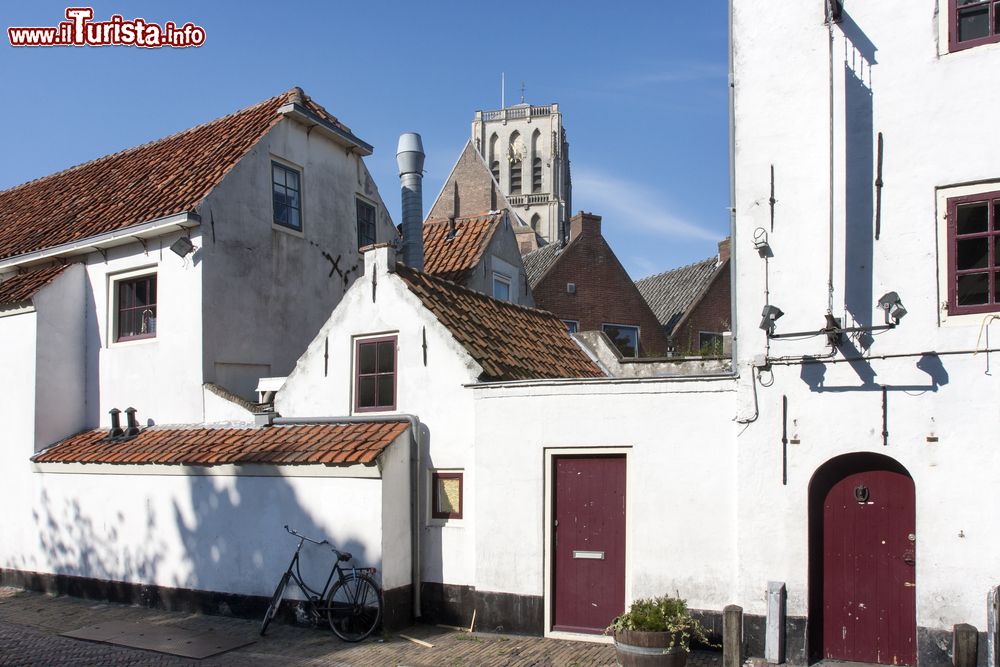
947, 190, 1000, 314
602, 323, 640, 358
432, 471, 463, 520
563, 320, 579, 334
272, 161, 302, 231
493, 273, 511, 301
949, 0, 1000, 51
357, 199, 377, 249
355, 336, 396, 412
115, 274, 157, 342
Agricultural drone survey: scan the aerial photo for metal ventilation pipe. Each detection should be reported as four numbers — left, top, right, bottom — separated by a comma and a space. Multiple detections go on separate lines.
396, 133, 426, 271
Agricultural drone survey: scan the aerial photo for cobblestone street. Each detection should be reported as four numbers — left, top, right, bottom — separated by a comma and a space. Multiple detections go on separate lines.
0, 587, 723, 666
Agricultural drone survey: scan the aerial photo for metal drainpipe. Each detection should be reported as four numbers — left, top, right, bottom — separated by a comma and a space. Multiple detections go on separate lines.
825, 0, 836, 315
728, 0, 738, 369
272, 415, 423, 619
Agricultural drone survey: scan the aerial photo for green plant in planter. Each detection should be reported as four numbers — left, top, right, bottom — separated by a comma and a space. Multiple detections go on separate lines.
607, 595, 713, 651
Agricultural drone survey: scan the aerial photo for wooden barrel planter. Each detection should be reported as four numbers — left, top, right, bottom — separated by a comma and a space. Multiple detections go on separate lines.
613, 630, 688, 667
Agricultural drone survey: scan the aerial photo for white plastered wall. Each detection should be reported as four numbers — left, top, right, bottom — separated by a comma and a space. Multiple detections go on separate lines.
732, 0, 1000, 630
276, 247, 484, 589
472, 378, 738, 620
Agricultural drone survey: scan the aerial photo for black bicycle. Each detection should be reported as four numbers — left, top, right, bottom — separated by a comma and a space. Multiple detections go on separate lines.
259, 525, 383, 642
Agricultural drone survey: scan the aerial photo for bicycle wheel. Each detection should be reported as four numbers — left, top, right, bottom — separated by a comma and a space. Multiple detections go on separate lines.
260, 571, 290, 636
326, 574, 382, 642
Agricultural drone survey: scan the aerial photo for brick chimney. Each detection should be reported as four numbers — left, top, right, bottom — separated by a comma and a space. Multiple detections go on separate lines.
569, 211, 602, 242
718, 236, 731, 264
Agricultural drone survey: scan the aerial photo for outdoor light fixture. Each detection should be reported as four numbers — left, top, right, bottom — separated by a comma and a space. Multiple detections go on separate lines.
877, 291, 907, 325
170, 236, 194, 258
760, 305, 784, 333
753, 227, 772, 257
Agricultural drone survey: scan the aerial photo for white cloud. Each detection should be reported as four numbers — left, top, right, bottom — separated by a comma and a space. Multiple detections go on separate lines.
572, 167, 722, 242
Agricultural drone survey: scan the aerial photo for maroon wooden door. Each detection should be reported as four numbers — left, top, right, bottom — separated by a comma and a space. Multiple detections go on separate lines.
823, 469, 916, 665
552, 456, 626, 634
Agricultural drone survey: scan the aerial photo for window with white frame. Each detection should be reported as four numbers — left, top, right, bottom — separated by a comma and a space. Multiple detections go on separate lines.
492, 273, 511, 301
272, 161, 302, 231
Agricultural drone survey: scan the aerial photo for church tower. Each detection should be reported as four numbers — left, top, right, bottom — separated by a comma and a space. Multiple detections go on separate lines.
471, 102, 571, 246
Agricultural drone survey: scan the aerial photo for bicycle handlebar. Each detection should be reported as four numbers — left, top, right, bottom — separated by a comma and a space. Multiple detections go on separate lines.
284, 524, 329, 546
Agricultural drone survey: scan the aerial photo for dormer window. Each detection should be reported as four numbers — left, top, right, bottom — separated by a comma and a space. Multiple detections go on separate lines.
272, 161, 302, 231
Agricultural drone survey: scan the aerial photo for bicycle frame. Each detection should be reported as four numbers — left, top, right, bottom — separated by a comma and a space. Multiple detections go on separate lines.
279, 527, 378, 615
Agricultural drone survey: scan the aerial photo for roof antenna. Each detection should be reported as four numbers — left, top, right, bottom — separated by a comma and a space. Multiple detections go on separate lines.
501, 72, 505, 109
520, 81, 525, 104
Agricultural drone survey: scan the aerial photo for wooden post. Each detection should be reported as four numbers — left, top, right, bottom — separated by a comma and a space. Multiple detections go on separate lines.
954, 623, 978, 667
724, 605, 744, 667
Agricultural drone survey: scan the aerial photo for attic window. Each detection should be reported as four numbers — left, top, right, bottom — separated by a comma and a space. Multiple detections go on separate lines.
356, 198, 376, 249
355, 335, 397, 412
493, 273, 511, 301
272, 161, 302, 231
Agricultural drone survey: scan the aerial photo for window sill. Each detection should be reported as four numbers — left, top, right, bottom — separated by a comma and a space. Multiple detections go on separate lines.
109, 335, 158, 349
272, 222, 305, 238
426, 518, 465, 528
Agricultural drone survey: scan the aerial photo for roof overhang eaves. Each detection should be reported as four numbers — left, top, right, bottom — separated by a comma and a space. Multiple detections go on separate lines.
0, 210, 201, 271
279, 103, 373, 156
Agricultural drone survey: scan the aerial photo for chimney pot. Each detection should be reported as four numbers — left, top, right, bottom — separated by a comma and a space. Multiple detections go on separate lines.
108, 408, 123, 439
124, 407, 140, 438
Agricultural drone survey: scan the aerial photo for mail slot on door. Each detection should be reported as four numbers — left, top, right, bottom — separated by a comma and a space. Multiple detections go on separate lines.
573, 550, 605, 560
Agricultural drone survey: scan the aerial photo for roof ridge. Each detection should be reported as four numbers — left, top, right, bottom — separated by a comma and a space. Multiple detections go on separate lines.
0, 89, 293, 197
635, 254, 718, 284
424, 210, 503, 225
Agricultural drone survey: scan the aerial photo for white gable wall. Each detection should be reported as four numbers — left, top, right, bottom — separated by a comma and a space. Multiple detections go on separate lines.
277, 249, 483, 589
199, 117, 396, 401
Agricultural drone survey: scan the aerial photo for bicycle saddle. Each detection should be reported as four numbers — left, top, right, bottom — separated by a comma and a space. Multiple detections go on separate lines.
338, 552, 352, 562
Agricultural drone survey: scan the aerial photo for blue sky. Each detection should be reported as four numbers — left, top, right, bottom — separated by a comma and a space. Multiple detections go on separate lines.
0, 2, 729, 278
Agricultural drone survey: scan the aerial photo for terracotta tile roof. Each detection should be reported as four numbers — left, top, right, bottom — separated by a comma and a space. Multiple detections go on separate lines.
0, 264, 67, 307
33, 420, 408, 466
522, 241, 564, 288
421, 212, 502, 283
635, 256, 722, 334
396, 264, 603, 381
0, 87, 350, 262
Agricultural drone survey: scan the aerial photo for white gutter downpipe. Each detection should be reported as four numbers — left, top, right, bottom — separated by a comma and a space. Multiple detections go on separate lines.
272, 414, 423, 619
396, 133, 426, 271
728, 0, 738, 368
825, 0, 836, 315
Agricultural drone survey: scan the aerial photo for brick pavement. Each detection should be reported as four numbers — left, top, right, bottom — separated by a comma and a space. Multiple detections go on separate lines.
0, 587, 723, 666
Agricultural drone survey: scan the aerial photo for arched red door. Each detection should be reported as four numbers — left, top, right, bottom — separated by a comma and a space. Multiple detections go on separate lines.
821, 466, 916, 665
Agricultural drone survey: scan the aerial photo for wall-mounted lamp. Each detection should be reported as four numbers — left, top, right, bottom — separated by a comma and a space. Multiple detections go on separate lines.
877, 291, 907, 325
170, 236, 194, 258
760, 305, 784, 333
753, 227, 772, 258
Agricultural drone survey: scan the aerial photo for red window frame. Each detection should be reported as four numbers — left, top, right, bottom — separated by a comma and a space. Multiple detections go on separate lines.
947, 190, 1000, 315
431, 471, 463, 520
950, 0, 1000, 52
116, 274, 157, 342
354, 335, 397, 413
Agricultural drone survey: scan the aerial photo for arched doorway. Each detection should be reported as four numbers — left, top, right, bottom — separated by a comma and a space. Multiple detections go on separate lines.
808, 453, 916, 666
